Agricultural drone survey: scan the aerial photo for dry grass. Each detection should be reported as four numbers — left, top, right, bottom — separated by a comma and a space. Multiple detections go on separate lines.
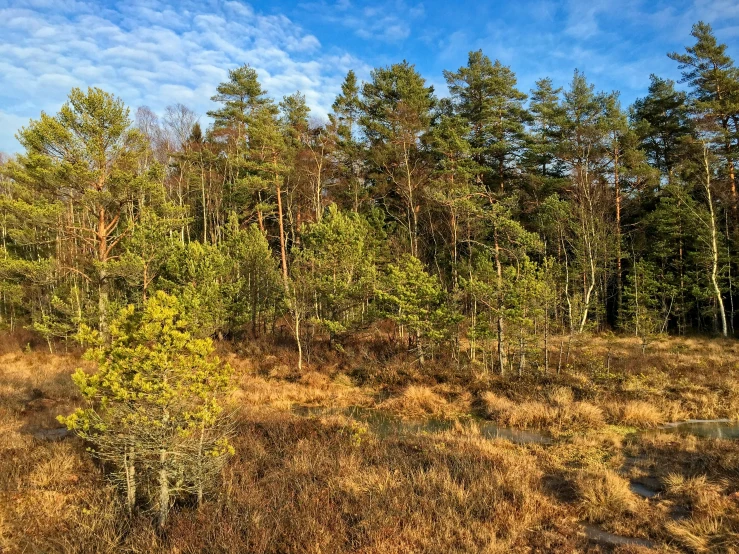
354, 333, 739, 427
607, 400, 664, 427
0, 345, 580, 552
662, 474, 739, 553
575, 468, 637, 523
1, 412, 583, 552
229, 361, 373, 412
2, 334, 739, 553
482, 392, 555, 428
482, 389, 604, 431
666, 516, 739, 553
378, 385, 456, 419
626, 431, 739, 483
160, 412, 581, 554
620, 429, 739, 553
663, 474, 728, 515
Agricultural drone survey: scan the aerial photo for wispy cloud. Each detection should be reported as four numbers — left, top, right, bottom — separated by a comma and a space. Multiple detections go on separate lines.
296, 0, 425, 43
432, 0, 739, 105
0, 0, 362, 153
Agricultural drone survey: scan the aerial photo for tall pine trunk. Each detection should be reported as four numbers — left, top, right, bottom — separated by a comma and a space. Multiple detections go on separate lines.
703, 146, 728, 336
274, 157, 303, 370
493, 231, 506, 374
158, 449, 169, 528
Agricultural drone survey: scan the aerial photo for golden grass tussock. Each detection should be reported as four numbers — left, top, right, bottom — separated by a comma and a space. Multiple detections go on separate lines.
607, 400, 663, 427
482, 389, 604, 430
332, 373, 355, 387
298, 370, 332, 389
569, 401, 607, 428
664, 474, 739, 554
575, 468, 637, 523
28, 443, 79, 489
378, 385, 453, 419
665, 516, 739, 554
482, 391, 553, 428
549, 385, 575, 407
481, 390, 516, 415
663, 474, 731, 518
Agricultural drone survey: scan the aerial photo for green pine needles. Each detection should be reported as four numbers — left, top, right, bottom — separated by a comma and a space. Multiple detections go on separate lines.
59, 291, 234, 526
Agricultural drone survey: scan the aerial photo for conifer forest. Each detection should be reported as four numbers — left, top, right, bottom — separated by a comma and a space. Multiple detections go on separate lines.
4, 22, 739, 358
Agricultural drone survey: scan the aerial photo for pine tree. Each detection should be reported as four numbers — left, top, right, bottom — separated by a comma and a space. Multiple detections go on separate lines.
109, 207, 185, 302
331, 70, 366, 212
208, 65, 280, 239
208, 64, 271, 135
622, 259, 664, 352
464, 199, 541, 373
377, 254, 456, 364
279, 91, 311, 241
669, 21, 739, 205
427, 105, 479, 289
527, 78, 566, 181
60, 291, 234, 525
220, 213, 282, 336
0, 154, 60, 335
360, 61, 436, 258
641, 186, 702, 333
161, 241, 229, 338
558, 71, 617, 332
8, 87, 151, 338
444, 51, 530, 193
631, 75, 694, 184
293, 204, 377, 342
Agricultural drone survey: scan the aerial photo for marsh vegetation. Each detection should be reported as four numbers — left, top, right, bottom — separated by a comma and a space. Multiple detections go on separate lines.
1, 332, 737, 553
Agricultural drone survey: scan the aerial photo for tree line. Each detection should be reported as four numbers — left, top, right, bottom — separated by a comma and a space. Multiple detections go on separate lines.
1, 21, 738, 372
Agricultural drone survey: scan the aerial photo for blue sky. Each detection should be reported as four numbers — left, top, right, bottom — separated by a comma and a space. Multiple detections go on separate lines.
1, 0, 739, 154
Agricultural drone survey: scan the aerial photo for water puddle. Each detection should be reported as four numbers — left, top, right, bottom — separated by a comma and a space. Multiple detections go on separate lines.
291, 405, 552, 445
30, 427, 70, 441
629, 482, 658, 498
658, 419, 739, 440
292, 407, 737, 445
583, 524, 655, 548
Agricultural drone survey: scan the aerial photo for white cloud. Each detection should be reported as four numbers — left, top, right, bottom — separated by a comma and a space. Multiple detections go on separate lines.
296, 0, 424, 43
0, 0, 360, 153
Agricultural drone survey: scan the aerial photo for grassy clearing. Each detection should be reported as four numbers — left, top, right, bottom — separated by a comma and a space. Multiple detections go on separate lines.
1, 334, 738, 552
